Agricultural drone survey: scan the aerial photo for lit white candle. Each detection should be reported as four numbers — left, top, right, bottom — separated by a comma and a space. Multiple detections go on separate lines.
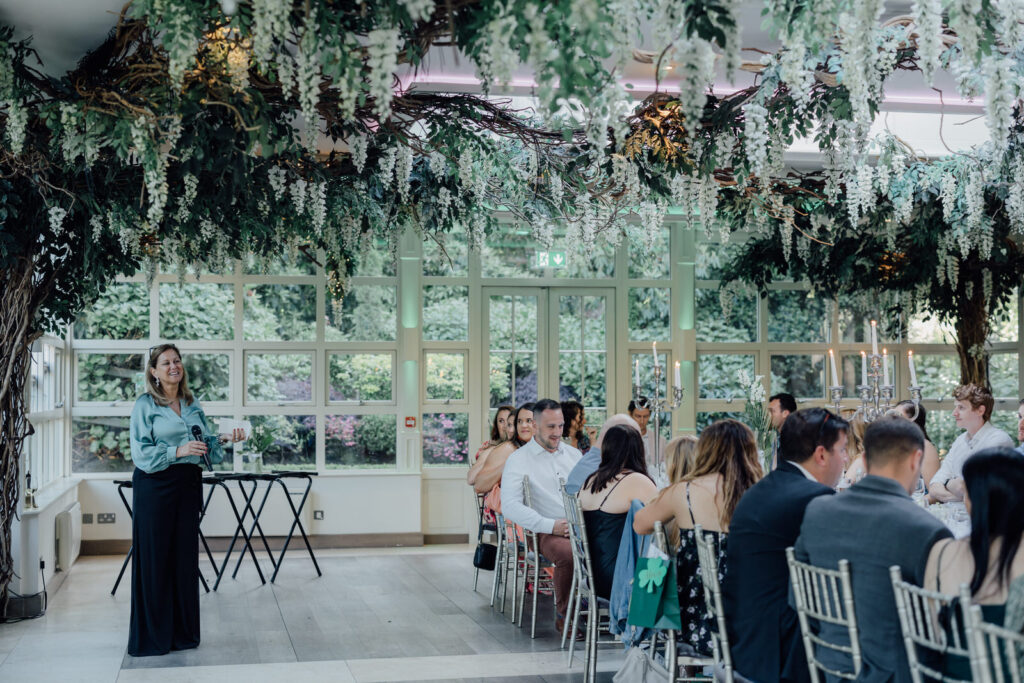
908, 350, 918, 386
861, 351, 868, 386
870, 320, 879, 356
674, 360, 681, 388
882, 348, 890, 385
652, 341, 659, 368
635, 359, 641, 389
829, 349, 839, 387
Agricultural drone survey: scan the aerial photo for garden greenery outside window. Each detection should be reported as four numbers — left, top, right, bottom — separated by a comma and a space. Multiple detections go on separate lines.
55, 226, 1024, 477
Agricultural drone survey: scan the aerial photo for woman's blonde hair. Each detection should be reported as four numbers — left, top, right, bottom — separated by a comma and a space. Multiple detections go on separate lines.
665, 435, 699, 485
146, 343, 194, 407
688, 419, 762, 527
840, 408, 867, 460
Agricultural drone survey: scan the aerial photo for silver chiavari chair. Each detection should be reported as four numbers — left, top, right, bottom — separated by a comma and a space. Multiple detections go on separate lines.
474, 492, 497, 592
693, 524, 742, 683
521, 475, 556, 635
560, 482, 617, 681
658, 521, 714, 682
786, 547, 863, 683
964, 583, 1024, 683
890, 566, 972, 683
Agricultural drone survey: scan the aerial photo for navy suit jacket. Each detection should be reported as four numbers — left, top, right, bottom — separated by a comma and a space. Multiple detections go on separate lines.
723, 460, 834, 683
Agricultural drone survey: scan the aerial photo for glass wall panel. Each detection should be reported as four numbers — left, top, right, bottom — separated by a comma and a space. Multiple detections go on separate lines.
423, 286, 469, 341
698, 354, 755, 400
425, 353, 466, 401
245, 253, 316, 275
482, 230, 538, 278
767, 291, 830, 343
352, 235, 397, 277
908, 314, 956, 344
770, 354, 825, 398
488, 294, 538, 408
328, 353, 393, 402
913, 354, 960, 400
74, 282, 149, 339
697, 411, 745, 433
422, 412, 470, 465
325, 285, 397, 342
629, 226, 670, 279
246, 353, 313, 402
159, 283, 235, 340
990, 295, 1019, 343
184, 353, 231, 402
325, 414, 396, 468
696, 288, 757, 342
72, 416, 130, 473
77, 353, 144, 403
244, 284, 316, 341
422, 227, 468, 276
990, 353, 1019, 398
629, 287, 671, 341
249, 414, 315, 469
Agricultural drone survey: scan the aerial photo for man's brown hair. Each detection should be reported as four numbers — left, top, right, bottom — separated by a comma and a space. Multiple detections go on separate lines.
953, 383, 994, 422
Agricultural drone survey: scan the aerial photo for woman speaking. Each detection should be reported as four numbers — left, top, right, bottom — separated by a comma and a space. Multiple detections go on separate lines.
128, 344, 243, 656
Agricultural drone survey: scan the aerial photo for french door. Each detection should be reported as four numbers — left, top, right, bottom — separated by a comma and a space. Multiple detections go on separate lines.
483, 287, 614, 428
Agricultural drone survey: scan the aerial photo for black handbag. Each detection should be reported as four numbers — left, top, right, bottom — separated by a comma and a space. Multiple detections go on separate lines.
473, 542, 497, 570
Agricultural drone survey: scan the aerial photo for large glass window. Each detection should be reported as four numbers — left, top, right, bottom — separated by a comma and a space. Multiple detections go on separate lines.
159, 283, 235, 340
422, 412, 470, 466
74, 282, 149, 340
244, 284, 317, 341
325, 414, 396, 468
325, 285, 397, 342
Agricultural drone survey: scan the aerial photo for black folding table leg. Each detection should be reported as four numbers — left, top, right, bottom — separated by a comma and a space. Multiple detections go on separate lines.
213, 479, 265, 590
270, 475, 322, 582
111, 481, 135, 596
231, 477, 277, 579
230, 478, 273, 580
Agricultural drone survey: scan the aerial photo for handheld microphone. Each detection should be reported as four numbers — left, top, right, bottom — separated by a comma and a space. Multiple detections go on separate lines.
190, 425, 214, 471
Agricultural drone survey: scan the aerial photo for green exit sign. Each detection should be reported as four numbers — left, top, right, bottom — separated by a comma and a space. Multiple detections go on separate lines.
535, 250, 566, 269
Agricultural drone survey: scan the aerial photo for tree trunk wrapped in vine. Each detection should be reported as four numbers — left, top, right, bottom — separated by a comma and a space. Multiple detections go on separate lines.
0, 260, 43, 613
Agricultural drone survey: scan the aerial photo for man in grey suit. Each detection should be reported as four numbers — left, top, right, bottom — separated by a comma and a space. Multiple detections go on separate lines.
794, 416, 952, 683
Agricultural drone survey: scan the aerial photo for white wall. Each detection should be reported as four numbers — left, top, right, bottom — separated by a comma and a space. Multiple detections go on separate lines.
11, 477, 79, 596
77, 471, 473, 545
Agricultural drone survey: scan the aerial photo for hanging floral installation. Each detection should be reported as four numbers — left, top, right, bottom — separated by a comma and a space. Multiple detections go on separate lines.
0, 0, 1023, 606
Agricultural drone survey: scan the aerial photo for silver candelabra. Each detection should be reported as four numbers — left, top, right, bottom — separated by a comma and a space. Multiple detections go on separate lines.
828, 352, 922, 422
634, 363, 684, 481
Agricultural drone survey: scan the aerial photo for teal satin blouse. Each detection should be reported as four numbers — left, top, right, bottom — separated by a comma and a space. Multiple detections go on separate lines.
129, 393, 225, 473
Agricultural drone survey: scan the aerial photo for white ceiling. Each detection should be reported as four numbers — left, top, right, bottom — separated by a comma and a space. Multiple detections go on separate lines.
0, 0, 978, 113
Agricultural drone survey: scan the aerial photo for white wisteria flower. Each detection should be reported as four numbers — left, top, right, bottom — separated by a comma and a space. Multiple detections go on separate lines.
366, 27, 400, 120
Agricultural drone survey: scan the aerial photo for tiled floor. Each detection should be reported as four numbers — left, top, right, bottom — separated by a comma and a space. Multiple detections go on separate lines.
0, 545, 623, 682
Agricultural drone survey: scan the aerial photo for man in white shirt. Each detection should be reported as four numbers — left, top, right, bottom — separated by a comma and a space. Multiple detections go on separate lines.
500, 398, 582, 630
929, 383, 1014, 502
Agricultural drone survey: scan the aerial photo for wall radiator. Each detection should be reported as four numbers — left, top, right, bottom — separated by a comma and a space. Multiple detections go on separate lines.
55, 501, 82, 571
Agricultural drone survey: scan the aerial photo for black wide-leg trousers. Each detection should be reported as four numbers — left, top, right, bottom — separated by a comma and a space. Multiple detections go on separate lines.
128, 464, 202, 657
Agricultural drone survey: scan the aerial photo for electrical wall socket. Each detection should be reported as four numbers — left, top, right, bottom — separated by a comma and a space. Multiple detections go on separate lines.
97, 513, 116, 524
82, 513, 94, 524
313, 510, 324, 520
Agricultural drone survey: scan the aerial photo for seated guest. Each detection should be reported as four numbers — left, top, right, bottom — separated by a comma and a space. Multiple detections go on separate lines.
665, 435, 699, 485
795, 416, 953, 683
577, 425, 658, 599
840, 413, 868, 487
929, 383, 1013, 503
629, 396, 666, 470
895, 400, 941, 491
634, 419, 762, 655
467, 405, 513, 489
723, 408, 847, 683
472, 402, 534, 495
501, 398, 582, 633
924, 447, 1024, 679
768, 392, 797, 469
561, 400, 591, 453
564, 413, 640, 495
